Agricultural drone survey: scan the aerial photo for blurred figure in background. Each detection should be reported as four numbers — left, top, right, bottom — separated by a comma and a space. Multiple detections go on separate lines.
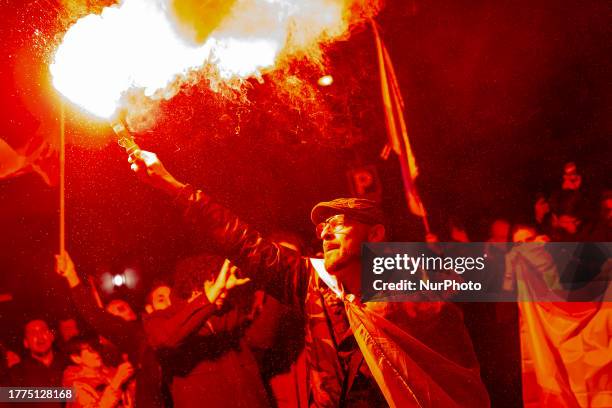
448, 217, 471, 243
585, 190, 612, 241
535, 161, 591, 237
144, 255, 269, 408
58, 317, 80, 344
105, 299, 137, 323
550, 193, 584, 241
9, 319, 66, 408
534, 192, 551, 229
10, 319, 65, 388
484, 218, 511, 291
489, 219, 511, 243
0, 342, 21, 371
145, 283, 172, 315
0, 342, 20, 386
561, 162, 582, 191
55, 316, 82, 367
63, 335, 135, 408
55, 252, 168, 408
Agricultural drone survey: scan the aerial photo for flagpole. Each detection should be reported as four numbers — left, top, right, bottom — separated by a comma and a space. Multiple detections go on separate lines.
87, 276, 104, 309
371, 20, 431, 236
387, 71, 432, 235
59, 101, 65, 255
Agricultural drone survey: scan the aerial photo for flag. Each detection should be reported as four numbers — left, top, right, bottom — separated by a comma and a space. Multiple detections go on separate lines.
519, 301, 612, 408
0, 135, 58, 185
311, 258, 490, 408
1, 18, 59, 186
346, 302, 490, 407
372, 21, 426, 218
511, 244, 612, 407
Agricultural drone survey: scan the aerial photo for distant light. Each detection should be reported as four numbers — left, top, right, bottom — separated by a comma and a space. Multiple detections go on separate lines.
101, 268, 139, 293
123, 267, 139, 289
318, 75, 333, 86
112, 274, 125, 287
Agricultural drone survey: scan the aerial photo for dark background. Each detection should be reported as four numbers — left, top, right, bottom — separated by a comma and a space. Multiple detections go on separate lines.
0, 1, 610, 402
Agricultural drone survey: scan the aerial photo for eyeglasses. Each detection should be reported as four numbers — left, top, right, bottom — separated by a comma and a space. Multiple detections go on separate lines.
316, 214, 348, 239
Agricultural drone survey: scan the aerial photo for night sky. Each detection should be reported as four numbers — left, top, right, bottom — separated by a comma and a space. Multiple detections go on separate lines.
1, 0, 610, 347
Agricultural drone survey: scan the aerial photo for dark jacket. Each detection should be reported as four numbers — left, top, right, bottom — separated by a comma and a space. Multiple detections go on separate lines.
70, 284, 168, 408
143, 294, 269, 408
8, 354, 65, 408
174, 187, 488, 407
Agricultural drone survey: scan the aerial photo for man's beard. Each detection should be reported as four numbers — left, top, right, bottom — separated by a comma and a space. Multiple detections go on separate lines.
324, 249, 358, 273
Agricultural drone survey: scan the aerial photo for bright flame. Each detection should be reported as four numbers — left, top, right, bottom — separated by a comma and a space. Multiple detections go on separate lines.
51, 0, 380, 119
211, 38, 279, 79
51, 0, 212, 118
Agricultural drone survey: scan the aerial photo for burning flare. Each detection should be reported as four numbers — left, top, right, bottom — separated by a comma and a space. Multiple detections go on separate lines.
51, 0, 379, 119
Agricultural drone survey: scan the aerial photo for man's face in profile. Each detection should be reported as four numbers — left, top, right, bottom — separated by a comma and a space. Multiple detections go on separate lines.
319, 214, 370, 272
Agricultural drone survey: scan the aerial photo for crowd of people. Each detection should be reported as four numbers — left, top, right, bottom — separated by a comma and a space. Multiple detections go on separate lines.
0, 159, 609, 407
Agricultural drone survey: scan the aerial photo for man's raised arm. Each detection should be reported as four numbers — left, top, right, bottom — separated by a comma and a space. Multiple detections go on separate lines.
144, 260, 243, 349
128, 150, 309, 309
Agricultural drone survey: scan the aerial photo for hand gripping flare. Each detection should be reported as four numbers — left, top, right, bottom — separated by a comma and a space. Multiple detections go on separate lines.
111, 120, 141, 155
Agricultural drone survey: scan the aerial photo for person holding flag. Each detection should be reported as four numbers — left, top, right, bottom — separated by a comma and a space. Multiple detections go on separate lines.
126, 150, 490, 407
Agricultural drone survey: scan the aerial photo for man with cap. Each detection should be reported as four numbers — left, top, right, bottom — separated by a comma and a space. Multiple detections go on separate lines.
128, 150, 490, 408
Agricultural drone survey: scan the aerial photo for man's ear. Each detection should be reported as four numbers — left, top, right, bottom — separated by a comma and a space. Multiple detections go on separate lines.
23, 339, 29, 350
368, 224, 386, 242
145, 304, 154, 314
70, 354, 82, 366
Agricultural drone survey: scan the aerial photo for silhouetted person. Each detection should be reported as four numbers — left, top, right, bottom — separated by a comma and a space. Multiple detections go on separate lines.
9, 319, 66, 408
63, 335, 135, 408
144, 255, 269, 408
55, 252, 168, 408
